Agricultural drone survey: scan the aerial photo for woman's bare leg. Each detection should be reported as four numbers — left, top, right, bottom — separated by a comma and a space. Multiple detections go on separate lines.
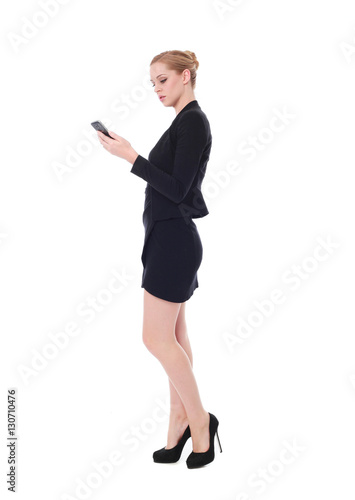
166, 302, 193, 448
142, 290, 210, 453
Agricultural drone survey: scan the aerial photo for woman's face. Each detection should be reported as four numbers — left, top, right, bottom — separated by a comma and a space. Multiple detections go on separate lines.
150, 62, 190, 107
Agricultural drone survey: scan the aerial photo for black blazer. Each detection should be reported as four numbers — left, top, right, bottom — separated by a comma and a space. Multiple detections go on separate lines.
130, 100, 212, 222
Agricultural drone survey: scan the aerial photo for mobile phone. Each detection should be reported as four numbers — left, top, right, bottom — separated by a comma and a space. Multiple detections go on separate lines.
91, 120, 114, 139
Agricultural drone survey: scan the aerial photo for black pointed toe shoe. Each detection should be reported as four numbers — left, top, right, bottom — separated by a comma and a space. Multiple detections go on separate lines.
153, 425, 191, 463
186, 413, 222, 469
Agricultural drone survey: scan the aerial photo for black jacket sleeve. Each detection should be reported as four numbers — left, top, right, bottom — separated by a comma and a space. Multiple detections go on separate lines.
130, 112, 208, 204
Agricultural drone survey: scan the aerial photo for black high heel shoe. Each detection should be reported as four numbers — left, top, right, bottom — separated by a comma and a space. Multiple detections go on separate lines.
186, 412, 222, 469
153, 425, 191, 463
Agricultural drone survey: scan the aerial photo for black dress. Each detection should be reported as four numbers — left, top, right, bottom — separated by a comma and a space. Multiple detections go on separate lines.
130, 100, 212, 303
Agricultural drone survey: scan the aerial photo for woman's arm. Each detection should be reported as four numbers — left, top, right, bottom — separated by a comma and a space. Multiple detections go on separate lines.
130, 113, 208, 204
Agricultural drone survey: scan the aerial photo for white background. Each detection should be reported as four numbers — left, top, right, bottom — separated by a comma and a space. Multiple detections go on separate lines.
1, 0, 355, 499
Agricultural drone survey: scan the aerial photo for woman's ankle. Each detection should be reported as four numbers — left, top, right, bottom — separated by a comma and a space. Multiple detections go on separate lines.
169, 409, 188, 424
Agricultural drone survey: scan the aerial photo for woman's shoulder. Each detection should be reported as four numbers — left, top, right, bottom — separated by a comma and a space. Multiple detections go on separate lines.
174, 106, 211, 136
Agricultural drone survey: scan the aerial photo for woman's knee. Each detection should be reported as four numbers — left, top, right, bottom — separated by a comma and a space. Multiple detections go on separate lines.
142, 328, 174, 353
142, 328, 157, 352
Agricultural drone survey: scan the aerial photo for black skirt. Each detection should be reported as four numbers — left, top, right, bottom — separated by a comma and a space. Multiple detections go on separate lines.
140, 216, 203, 303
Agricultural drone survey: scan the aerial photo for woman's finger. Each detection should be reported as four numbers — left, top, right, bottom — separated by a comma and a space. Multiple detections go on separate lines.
97, 131, 111, 145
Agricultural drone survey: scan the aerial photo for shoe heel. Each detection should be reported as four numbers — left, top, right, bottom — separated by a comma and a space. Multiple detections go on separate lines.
216, 428, 222, 453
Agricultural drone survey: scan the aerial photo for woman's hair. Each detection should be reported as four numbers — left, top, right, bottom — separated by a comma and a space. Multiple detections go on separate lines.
150, 50, 199, 89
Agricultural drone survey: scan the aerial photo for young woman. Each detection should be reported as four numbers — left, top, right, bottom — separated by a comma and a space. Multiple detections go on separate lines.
97, 50, 222, 469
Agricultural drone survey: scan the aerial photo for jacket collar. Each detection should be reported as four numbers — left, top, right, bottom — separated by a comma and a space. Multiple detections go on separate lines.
174, 100, 199, 119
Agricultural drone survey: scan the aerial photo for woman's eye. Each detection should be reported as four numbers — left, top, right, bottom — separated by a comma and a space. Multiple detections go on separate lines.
152, 79, 167, 87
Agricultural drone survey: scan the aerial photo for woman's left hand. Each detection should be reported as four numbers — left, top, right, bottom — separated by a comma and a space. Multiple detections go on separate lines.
97, 130, 138, 164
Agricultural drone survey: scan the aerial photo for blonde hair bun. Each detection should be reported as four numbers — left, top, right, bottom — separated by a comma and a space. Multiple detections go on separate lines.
185, 51, 199, 70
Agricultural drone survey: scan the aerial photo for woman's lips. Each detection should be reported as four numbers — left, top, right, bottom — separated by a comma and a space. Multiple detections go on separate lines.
159, 96, 166, 101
